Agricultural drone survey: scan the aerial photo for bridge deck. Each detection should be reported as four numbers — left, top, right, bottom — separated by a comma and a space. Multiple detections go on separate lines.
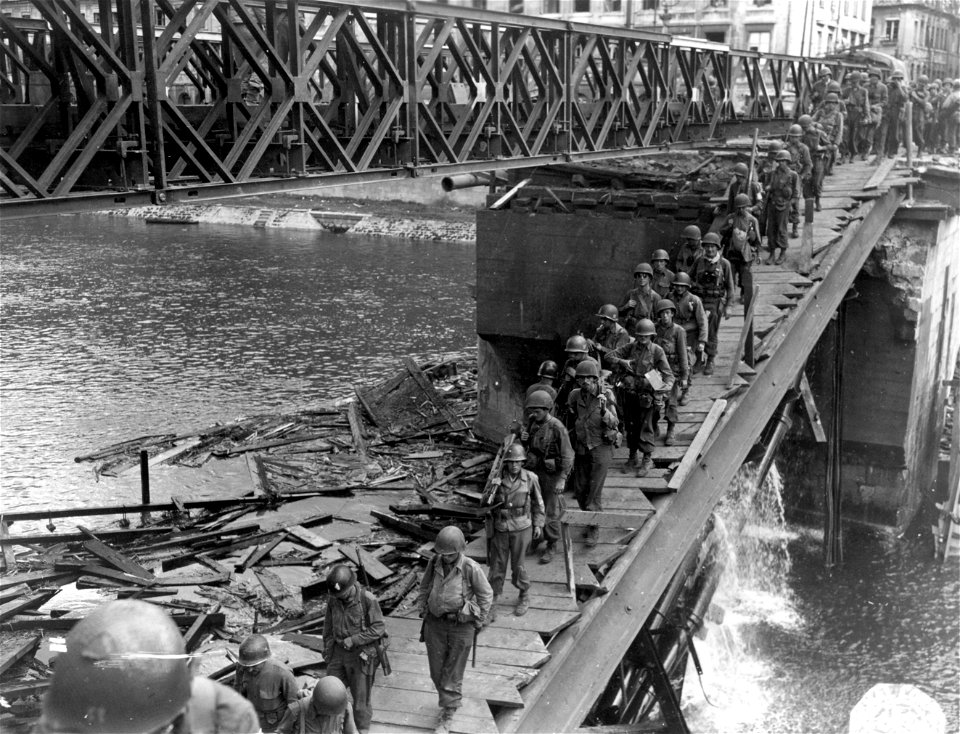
367, 159, 906, 733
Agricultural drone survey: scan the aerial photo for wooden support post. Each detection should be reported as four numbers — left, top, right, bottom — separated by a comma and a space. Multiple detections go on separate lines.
139, 449, 150, 524
729, 286, 759, 387
561, 523, 575, 600
798, 372, 827, 443
824, 304, 845, 567
799, 197, 815, 274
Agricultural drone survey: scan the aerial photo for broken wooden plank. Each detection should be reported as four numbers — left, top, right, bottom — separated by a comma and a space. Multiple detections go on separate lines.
214, 433, 333, 457
347, 401, 370, 460
79, 528, 154, 580
0, 634, 41, 675
0, 570, 77, 590
403, 357, 467, 431
0, 522, 17, 571
561, 510, 653, 527
240, 534, 287, 572
0, 613, 225, 633
0, 590, 58, 622
338, 545, 394, 582
285, 525, 333, 550
255, 569, 304, 617
799, 372, 827, 443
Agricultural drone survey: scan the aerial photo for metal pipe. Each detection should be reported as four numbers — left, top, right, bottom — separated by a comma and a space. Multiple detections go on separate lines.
441, 172, 496, 192
754, 390, 799, 490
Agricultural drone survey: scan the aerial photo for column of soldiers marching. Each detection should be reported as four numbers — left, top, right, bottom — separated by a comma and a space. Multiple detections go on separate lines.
32, 65, 959, 734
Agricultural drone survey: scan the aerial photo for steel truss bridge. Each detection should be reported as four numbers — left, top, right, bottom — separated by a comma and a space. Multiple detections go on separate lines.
0, 0, 870, 218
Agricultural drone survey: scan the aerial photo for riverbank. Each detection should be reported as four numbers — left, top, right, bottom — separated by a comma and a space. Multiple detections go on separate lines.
102, 191, 479, 243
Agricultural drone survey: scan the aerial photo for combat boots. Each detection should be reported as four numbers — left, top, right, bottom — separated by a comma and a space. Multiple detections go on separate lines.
790, 223, 799, 238
489, 594, 500, 623
636, 453, 654, 477
703, 356, 715, 376
814, 197, 822, 212
664, 423, 676, 446
585, 525, 599, 547
539, 543, 555, 564
622, 449, 638, 473
515, 590, 529, 616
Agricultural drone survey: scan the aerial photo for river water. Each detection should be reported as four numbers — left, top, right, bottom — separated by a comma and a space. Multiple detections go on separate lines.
1, 216, 957, 731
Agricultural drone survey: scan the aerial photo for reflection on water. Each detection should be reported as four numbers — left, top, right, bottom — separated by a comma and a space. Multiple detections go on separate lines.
1, 216, 475, 512
683, 465, 959, 733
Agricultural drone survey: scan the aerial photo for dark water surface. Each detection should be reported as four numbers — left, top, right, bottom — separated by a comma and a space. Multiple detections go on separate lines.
1, 215, 956, 731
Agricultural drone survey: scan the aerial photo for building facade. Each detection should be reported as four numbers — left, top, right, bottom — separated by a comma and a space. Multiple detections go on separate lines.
868, 0, 960, 80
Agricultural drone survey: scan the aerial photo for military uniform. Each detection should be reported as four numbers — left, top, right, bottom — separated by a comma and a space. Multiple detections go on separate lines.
910, 85, 929, 154
785, 139, 812, 231
179, 676, 262, 734
883, 81, 907, 157
719, 209, 760, 309
488, 467, 545, 604
618, 285, 658, 332
689, 255, 734, 358
671, 287, 708, 403
763, 167, 799, 259
417, 553, 493, 713
589, 321, 631, 362
566, 384, 619, 541
843, 82, 870, 160
278, 686, 358, 734
523, 411, 574, 558
605, 341, 674, 462
801, 123, 827, 204
812, 106, 843, 174
323, 584, 387, 733
723, 176, 763, 217
555, 355, 600, 427
235, 658, 298, 731
866, 77, 888, 156
673, 239, 703, 276
654, 322, 688, 441
651, 267, 676, 299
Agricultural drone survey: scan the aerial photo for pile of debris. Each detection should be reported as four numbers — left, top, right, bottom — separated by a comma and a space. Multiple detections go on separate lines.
0, 353, 512, 731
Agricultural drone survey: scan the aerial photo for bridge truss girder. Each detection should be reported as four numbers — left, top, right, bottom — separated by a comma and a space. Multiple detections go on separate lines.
0, 1, 868, 216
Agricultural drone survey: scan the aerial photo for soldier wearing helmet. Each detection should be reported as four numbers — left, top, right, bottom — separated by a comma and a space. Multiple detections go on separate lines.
619, 262, 658, 332
653, 299, 688, 447
759, 140, 784, 197
556, 335, 599, 426
689, 233, 734, 374
673, 224, 704, 276
525, 359, 559, 403
669, 272, 707, 404
883, 71, 908, 157
865, 69, 888, 158
910, 75, 930, 155
278, 676, 359, 734
721, 160, 762, 218
762, 151, 800, 266
566, 358, 620, 547
520, 389, 574, 565
588, 303, 632, 363
485, 442, 545, 619
235, 633, 299, 731
811, 67, 833, 110
37, 600, 259, 734
841, 71, 870, 163
813, 92, 844, 175
605, 318, 674, 477
417, 525, 493, 733
322, 564, 387, 734
940, 79, 960, 155
719, 192, 760, 309
799, 115, 827, 210
649, 249, 676, 298
784, 124, 812, 238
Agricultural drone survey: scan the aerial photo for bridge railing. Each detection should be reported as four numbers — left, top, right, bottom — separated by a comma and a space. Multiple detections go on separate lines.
0, 0, 867, 211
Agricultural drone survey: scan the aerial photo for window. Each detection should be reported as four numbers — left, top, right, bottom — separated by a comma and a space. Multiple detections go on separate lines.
93, 12, 100, 23
884, 19, 899, 41
155, 8, 164, 26
748, 30, 771, 52
509, 0, 524, 11
603, 0, 622, 11
574, 0, 591, 11
642, 0, 657, 9
753, 0, 772, 5
705, 30, 726, 43
543, 0, 559, 11
817, 30, 823, 53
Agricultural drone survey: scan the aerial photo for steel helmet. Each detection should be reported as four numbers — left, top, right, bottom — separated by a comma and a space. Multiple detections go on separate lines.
776, 150, 793, 161
39, 600, 191, 734
868, 68, 881, 78
634, 262, 654, 276
673, 272, 692, 288
891, 71, 904, 80
651, 249, 669, 262
918, 74, 929, 84
702, 232, 722, 246
597, 303, 619, 321
767, 140, 784, 153
634, 318, 656, 337
312, 676, 349, 716
238, 634, 271, 667
524, 390, 555, 411
565, 335, 589, 353
826, 80, 842, 92
326, 565, 356, 595
434, 525, 466, 554
798, 114, 813, 128
818, 67, 832, 77
681, 224, 701, 240
504, 443, 527, 462
734, 193, 752, 208
787, 124, 802, 137
825, 92, 840, 103
537, 360, 559, 379
846, 71, 860, 82
656, 299, 676, 314
574, 360, 599, 378
733, 162, 749, 177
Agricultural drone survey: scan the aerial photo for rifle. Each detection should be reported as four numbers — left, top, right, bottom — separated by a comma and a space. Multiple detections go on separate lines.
472, 626, 479, 668
746, 127, 759, 199
480, 430, 519, 506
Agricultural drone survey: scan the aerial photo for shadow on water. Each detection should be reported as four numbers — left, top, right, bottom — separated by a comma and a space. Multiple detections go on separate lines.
682, 465, 960, 733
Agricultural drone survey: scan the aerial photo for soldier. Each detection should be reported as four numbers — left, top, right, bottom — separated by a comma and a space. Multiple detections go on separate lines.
719, 193, 761, 309
720, 162, 762, 217
865, 68, 888, 158
689, 233, 734, 375
566, 359, 619, 547
36, 600, 259, 734
520, 389, 574, 564
525, 360, 559, 402
673, 224, 704, 276
811, 67, 833, 111
842, 71, 870, 163
940, 79, 960, 154
784, 124, 812, 238
910, 75, 930, 156
418, 525, 493, 734
235, 633, 299, 732
619, 262, 658, 332
813, 92, 844, 175
926, 80, 942, 153
605, 319, 673, 476
798, 114, 826, 211
763, 151, 800, 266
278, 677, 359, 734
653, 300, 688, 447
650, 250, 676, 298
555, 335, 597, 422
883, 71, 908, 158
486, 442, 545, 618
670, 272, 708, 404
322, 565, 387, 734
588, 303, 632, 364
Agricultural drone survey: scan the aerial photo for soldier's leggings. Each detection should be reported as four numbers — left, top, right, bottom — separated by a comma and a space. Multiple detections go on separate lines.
489, 526, 532, 595
537, 471, 566, 547
424, 615, 475, 710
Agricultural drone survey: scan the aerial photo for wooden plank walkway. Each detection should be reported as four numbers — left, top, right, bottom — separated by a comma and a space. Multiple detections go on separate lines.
370, 159, 901, 734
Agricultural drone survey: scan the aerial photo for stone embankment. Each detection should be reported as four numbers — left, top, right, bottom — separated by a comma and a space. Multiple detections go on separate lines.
103, 202, 477, 243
